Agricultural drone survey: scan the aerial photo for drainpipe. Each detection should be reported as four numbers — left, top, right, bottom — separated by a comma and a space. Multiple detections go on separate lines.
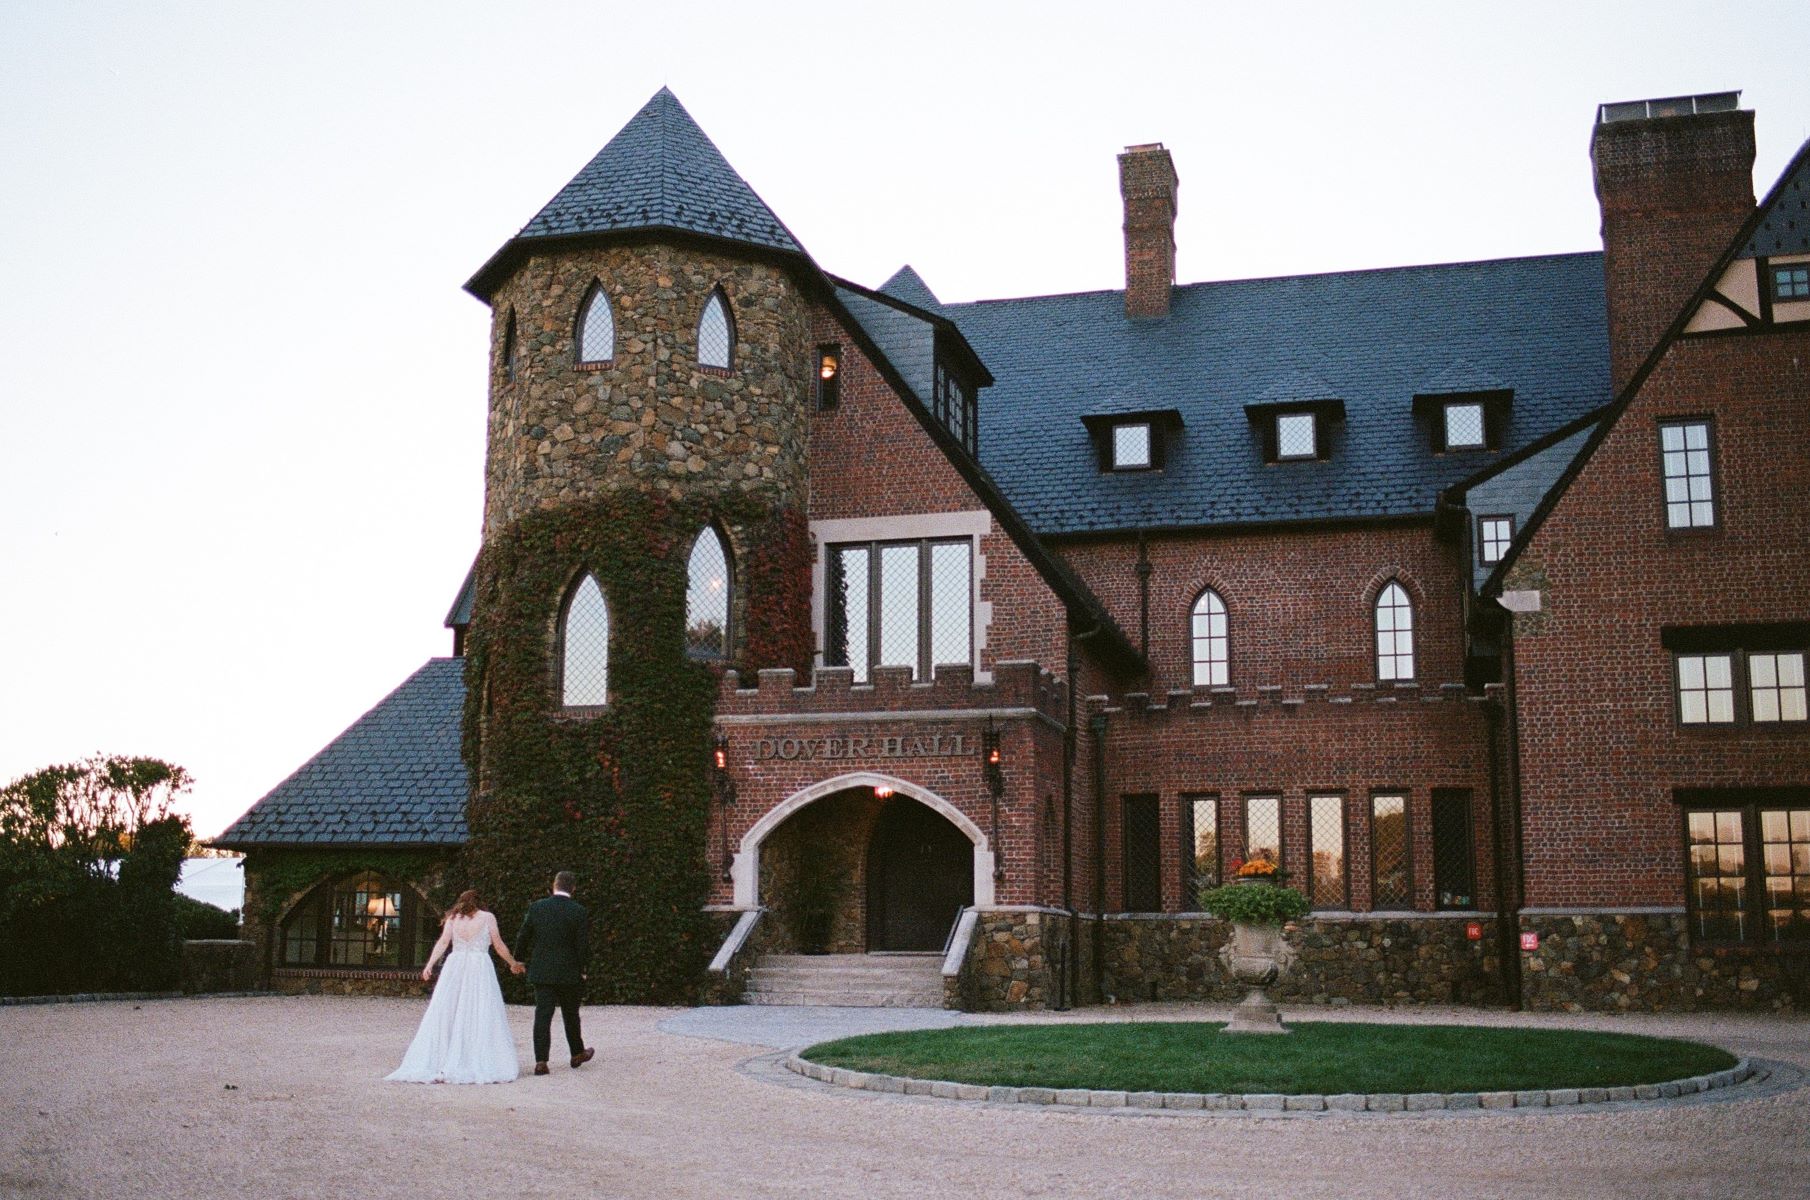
1090, 710, 1108, 1003
1135, 530, 1152, 660
1061, 619, 1102, 1011
1500, 619, 1528, 1011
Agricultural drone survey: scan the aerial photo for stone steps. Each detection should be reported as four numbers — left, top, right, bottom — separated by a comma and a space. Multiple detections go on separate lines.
744, 953, 946, 1009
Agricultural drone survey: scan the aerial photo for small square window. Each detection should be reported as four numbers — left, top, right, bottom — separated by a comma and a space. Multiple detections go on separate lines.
1276, 413, 1317, 459
1444, 402, 1485, 449
1113, 422, 1153, 470
1479, 516, 1514, 564
1678, 653, 1736, 724
1771, 264, 1810, 302
1660, 421, 1715, 528
1750, 652, 1808, 723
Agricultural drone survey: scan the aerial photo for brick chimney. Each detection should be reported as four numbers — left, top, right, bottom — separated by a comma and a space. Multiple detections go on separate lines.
1592, 93, 1755, 391
1120, 143, 1179, 320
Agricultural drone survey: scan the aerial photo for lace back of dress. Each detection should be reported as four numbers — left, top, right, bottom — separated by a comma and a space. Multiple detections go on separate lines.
450, 913, 489, 950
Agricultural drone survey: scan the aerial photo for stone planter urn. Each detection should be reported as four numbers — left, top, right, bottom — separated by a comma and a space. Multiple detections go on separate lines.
1218, 921, 1297, 1035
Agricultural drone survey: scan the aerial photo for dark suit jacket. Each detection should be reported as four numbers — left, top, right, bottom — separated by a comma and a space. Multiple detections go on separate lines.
513, 894, 590, 987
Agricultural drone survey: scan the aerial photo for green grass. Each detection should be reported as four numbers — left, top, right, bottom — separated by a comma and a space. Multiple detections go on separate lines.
804, 1022, 1737, 1095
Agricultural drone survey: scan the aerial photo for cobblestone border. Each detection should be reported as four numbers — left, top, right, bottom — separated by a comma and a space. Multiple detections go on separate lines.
0, 991, 271, 1007
783, 1054, 1760, 1113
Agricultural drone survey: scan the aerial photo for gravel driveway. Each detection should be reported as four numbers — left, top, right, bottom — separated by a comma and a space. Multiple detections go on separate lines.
2, 997, 1805, 1199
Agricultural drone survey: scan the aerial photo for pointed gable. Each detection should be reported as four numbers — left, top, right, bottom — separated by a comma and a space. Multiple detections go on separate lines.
1740, 139, 1810, 257
879, 265, 945, 314
467, 88, 804, 298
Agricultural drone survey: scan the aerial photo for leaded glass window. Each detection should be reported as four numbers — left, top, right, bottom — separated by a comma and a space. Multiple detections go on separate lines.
1660, 421, 1715, 529
1309, 794, 1346, 909
1375, 581, 1415, 681
1276, 412, 1317, 459
1122, 794, 1162, 912
561, 575, 610, 708
577, 283, 615, 364
1112, 422, 1152, 470
933, 357, 979, 456
1244, 794, 1281, 868
685, 527, 731, 659
697, 289, 734, 369
279, 872, 435, 969
1761, 808, 1810, 942
1184, 794, 1218, 896
1190, 589, 1228, 687
1687, 809, 1749, 942
826, 538, 971, 681
1372, 794, 1410, 909
1444, 401, 1485, 449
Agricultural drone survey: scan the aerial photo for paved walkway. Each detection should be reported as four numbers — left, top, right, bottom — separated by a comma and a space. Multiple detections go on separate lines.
2, 996, 1806, 1199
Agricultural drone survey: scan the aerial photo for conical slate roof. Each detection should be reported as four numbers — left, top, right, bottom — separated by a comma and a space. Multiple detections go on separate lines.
468, 88, 803, 298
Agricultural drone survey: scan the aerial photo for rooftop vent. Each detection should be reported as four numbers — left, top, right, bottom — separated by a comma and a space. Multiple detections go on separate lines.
1597, 92, 1741, 125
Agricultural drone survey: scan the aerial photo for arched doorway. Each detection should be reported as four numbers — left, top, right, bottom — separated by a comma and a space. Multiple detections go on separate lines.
865, 796, 974, 951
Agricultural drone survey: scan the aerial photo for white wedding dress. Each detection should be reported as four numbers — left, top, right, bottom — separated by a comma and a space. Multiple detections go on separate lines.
386, 912, 519, 1084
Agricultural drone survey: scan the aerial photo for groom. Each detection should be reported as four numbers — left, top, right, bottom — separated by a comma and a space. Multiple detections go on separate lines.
512, 869, 595, 1076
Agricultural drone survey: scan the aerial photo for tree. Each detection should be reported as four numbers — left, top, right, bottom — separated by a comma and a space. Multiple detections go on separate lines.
0, 756, 195, 995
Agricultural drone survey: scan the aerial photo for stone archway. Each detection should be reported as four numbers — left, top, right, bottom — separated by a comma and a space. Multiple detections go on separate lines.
732, 771, 994, 911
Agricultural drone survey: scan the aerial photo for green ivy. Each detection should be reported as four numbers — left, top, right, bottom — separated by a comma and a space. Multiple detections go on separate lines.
460, 491, 810, 1005
246, 848, 452, 921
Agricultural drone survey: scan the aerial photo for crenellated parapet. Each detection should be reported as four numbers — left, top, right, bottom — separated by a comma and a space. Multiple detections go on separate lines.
1086, 680, 1504, 720
715, 659, 1068, 726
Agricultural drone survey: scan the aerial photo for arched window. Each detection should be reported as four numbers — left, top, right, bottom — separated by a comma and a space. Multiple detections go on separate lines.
1375, 581, 1415, 681
501, 307, 518, 382
576, 282, 615, 365
1190, 588, 1229, 687
560, 575, 610, 707
685, 526, 732, 659
278, 872, 436, 969
697, 288, 734, 369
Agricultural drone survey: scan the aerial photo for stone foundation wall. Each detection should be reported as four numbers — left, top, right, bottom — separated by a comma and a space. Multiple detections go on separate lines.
1520, 911, 1809, 1012
268, 969, 431, 997
955, 909, 1070, 1011
1099, 914, 1503, 1006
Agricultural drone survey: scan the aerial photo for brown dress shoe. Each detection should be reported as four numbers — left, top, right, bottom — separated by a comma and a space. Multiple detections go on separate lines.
570, 1047, 595, 1069
533, 1062, 549, 1076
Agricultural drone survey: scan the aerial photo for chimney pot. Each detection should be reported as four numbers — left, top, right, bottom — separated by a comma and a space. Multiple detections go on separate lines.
1120, 143, 1179, 320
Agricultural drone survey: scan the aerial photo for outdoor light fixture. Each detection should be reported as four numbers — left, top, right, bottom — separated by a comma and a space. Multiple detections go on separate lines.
815, 344, 841, 410
712, 733, 735, 880
983, 721, 1005, 885
874, 785, 894, 799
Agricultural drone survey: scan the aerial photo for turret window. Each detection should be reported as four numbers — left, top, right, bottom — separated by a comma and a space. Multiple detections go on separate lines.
559, 575, 611, 708
698, 289, 734, 369
501, 308, 519, 383
577, 283, 616, 365
685, 527, 732, 660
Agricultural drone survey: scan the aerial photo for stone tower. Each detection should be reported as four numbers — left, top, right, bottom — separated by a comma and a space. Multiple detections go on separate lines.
457, 90, 818, 1001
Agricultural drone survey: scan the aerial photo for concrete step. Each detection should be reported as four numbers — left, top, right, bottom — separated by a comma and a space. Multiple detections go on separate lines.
743, 953, 946, 1009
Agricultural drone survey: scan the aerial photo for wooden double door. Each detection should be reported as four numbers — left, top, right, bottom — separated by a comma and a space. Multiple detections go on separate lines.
864, 797, 973, 952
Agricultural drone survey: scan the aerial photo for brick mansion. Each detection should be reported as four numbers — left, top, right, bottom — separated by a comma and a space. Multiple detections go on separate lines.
218, 88, 1810, 1012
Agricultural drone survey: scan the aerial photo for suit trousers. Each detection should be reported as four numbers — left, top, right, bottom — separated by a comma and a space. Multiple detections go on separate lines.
532, 983, 584, 1064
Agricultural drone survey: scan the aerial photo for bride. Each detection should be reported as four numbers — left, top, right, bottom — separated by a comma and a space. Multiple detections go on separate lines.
387, 890, 524, 1084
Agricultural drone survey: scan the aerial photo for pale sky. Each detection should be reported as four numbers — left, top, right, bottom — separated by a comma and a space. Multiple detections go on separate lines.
4, 1, 1808, 838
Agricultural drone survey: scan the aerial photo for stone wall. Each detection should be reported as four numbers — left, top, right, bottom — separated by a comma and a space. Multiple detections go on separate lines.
483, 244, 812, 531
1521, 911, 1809, 1012
268, 968, 432, 997
180, 940, 258, 994
954, 909, 1071, 1012
1097, 914, 1503, 1007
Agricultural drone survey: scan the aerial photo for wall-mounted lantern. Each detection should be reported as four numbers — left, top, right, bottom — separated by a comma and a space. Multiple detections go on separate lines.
712, 732, 735, 880
983, 720, 1005, 885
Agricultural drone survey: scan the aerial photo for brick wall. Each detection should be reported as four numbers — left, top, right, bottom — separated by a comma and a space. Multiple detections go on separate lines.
1510, 327, 1810, 909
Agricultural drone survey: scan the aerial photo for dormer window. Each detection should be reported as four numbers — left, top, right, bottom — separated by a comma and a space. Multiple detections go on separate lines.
1414, 388, 1510, 452
1444, 402, 1486, 450
1113, 422, 1152, 470
1082, 409, 1181, 472
1276, 413, 1317, 460
932, 355, 978, 456
1771, 263, 1810, 302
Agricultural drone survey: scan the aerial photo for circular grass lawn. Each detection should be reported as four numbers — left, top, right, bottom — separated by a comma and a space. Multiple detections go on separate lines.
802, 1022, 1737, 1096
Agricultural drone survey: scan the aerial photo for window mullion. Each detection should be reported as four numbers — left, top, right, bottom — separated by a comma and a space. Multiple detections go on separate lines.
917, 540, 932, 679
866, 543, 881, 677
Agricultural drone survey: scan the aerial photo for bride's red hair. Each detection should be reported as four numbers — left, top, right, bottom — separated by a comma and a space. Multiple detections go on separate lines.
445, 889, 481, 922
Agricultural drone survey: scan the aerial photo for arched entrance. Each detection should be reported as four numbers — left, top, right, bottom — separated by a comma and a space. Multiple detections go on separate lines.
865, 796, 974, 951
733, 771, 994, 914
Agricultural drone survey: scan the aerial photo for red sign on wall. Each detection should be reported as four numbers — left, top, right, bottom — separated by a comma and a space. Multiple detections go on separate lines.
1465, 921, 1483, 941
1519, 931, 1540, 951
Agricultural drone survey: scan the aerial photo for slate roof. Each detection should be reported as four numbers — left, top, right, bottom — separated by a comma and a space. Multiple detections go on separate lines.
466, 88, 804, 298
214, 659, 468, 849
1740, 139, 1810, 257
1458, 423, 1598, 590
942, 253, 1612, 536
